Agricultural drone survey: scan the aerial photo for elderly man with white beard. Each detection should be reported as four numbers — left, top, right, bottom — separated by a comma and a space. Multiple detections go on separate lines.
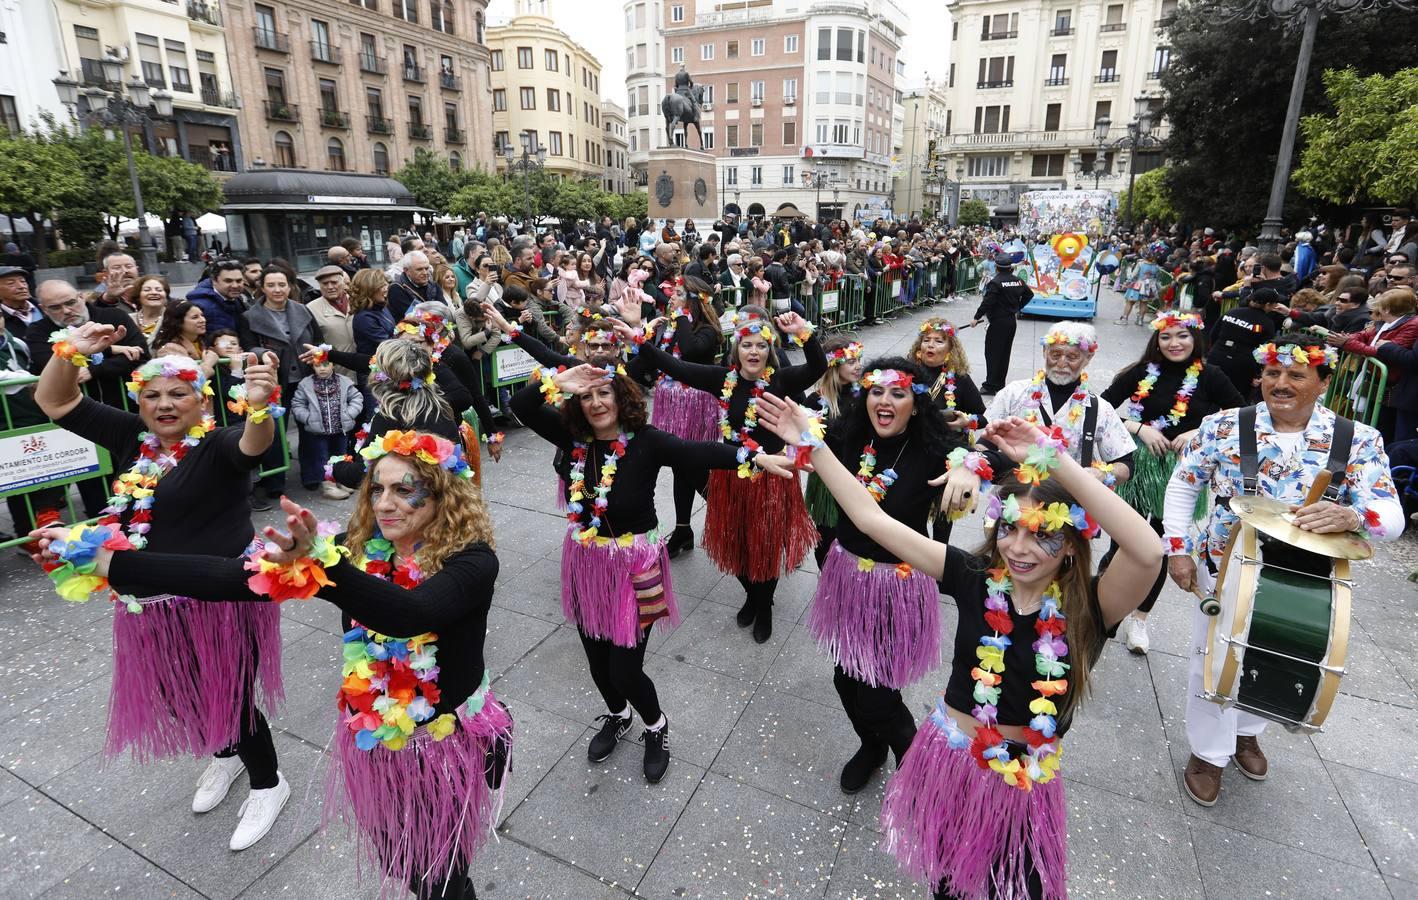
937, 322, 1137, 515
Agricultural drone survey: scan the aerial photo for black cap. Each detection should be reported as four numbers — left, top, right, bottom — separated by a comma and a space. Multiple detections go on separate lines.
0, 266, 26, 279
1249, 286, 1281, 306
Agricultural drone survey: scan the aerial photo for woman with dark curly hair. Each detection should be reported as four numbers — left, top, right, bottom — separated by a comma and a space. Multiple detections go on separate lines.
808, 356, 952, 795
151, 299, 208, 363
510, 360, 792, 783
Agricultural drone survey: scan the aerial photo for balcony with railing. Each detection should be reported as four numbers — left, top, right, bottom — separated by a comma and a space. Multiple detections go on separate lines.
200, 87, 239, 108
311, 42, 341, 65
403, 63, 425, 84
409, 122, 432, 140
1099, 22, 1127, 32
949, 124, 1170, 150
1147, 69, 1166, 79
1095, 72, 1120, 83
188, 145, 237, 172
445, 127, 465, 143
264, 100, 299, 122
440, 72, 462, 91
319, 108, 351, 128
367, 115, 394, 134
187, 1, 221, 27
253, 27, 290, 53
1050, 26, 1074, 36
1043, 77, 1068, 86
1155, 16, 1176, 28
981, 30, 1018, 40
360, 53, 388, 75
976, 80, 1014, 89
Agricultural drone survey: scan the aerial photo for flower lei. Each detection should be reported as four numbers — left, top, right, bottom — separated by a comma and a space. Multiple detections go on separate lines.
826, 341, 863, 368
1023, 371, 1090, 436
1252, 343, 1338, 368
49, 329, 103, 368
359, 429, 474, 479
396, 313, 455, 361
1121, 361, 1203, 432
567, 431, 632, 545
719, 366, 774, 444
309, 343, 333, 365
226, 383, 286, 424
99, 415, 217, 552
534, 365, 567, 406
1150, 311, 1202, 333
987, 490, 1101, 538
40, 523, 134, 604
1010, 425, 1069, 486
946, 447, 994, 482
731, 312, 777, 345
920, 319, 957, 338
969, 569, 1068, 790
857, 442, 899, 503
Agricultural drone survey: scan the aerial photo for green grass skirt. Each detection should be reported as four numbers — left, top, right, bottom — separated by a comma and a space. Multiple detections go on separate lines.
805, 471, 839, 527
1117, 449, 1209, 521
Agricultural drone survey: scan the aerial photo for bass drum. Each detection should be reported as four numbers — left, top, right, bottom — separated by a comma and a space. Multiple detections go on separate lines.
1203, 523, 1352, 732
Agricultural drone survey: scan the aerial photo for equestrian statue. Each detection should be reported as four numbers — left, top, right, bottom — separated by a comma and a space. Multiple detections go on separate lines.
662, 66, 705, 150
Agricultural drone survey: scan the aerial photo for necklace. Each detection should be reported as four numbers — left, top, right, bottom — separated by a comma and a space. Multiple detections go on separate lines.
1023, 371, 1089, 433
567, 431, 632, 544
856, 440, 906, 503
943, 370, 957, 410
970, 568, 1068, 790
718, 366, 774, 444
342, 535, 457, 751
1121, 361, 1203, 432
97, 416, 216, 550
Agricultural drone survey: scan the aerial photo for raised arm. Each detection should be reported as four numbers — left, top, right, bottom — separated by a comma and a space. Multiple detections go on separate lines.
509, 374, 575, 449
34, 321, 129, 421
776, 314, 829, 394
636, 341, 730, 393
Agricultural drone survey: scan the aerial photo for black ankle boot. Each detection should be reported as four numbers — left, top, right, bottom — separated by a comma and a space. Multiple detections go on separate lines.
666, 526, 694, 559
839, 741, 888, 794
752, 599, 774, 643
735, 591, 756, 627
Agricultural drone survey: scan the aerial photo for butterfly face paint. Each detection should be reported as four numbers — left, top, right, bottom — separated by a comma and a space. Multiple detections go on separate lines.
399, 473, 431, 509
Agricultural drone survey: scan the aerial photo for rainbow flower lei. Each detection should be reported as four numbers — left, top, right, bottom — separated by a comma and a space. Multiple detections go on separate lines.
1150, 311, 1202, 332
919, 319, 957, 337
1252, 343, 1338, 368
857, 442, 899, 503
567, 431, 632, 545
396, 312, 455, 361
1023, 371, 1090, 436
987, 491, 1101, 539
719, 367, 774, 444
49, 328, 103, 367
860, 368, 929, 394
359, 430, 474, 479
1121, 360, 1203, 432
969, 570, 1067, 790
1040, 331, 1098, 354
826, 341, 864, 367
99, 415, 217, 552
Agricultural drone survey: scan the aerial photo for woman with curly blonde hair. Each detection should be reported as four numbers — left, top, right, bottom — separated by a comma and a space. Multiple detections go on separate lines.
44, 431, 511, 900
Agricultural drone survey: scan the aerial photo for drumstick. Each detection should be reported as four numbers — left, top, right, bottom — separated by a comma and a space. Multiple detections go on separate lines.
1191, 586, 1220, 616
1302, 471, 1332, 508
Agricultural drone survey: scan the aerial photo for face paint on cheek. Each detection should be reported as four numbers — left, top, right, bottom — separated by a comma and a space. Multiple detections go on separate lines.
401, 473, 431, 509
995, 520, 1016, 543
1036, 530, 1066, 558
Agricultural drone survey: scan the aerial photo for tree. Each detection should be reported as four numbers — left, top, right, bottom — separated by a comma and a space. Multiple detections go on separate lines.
393, 148, 463, 221
446, 169, 519, 222
1160, 2, 1418, 232
1293, 67, 1418, 207
958, 198, 990, 227
1118, 167, 1177, 225
0, 131, 86, 266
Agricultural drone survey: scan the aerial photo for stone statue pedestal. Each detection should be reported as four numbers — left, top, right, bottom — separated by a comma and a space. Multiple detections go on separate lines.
645, 147, 718, 225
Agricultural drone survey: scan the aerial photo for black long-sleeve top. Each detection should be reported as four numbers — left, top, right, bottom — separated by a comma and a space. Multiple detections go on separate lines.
55, 397, 262, 557
108, 541, 497, 717
652, 318, 723, 366
636, 334, 828, 454
510, 381, 743, 537
828, 430, 947, 565
506, 329, 657, 383
920, 364, 988, 419
1102, 359, 1247, 440
973, 273, 1032, 322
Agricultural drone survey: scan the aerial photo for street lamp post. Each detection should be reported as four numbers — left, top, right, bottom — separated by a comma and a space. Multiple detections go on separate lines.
1075, 117, 1112, 190
502, 134, 546, 233
801, 168, 838, 220
1096, 98, 1162, 233
921, 161, 966, 225
53, 55, 174, 276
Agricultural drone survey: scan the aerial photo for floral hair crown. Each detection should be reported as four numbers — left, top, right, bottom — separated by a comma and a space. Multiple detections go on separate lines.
988, 491, 1100, 540
358, 429, 473, 479
396, 313, 454, 350
1150, 312, 1203, 332
827, 342, 864, 367
369, 361, 437, 391
1252, 342, 1337, 368
731, 312, 776, 344
1041, 331, 1099, 354
126, 356, 214, 400
581, 327, 618, 345
309, 343, 333, 365
919, 319, 957, 337
860, 368, 928, 394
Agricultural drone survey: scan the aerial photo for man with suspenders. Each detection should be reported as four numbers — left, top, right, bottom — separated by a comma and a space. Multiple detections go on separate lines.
1163, 335, 1404, 807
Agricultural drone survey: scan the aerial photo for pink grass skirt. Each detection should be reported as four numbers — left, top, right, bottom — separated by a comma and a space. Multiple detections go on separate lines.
560, 529, 678, 648
650, 376, 721, 443
703, 469, 816, 581
106, 596, 283, 761
329, 691, 513, 892
809, 542, 941, 689
881, 701, 1067, 899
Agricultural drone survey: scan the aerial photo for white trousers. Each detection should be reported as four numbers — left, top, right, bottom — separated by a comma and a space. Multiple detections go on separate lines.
1185, 567, 1269, 767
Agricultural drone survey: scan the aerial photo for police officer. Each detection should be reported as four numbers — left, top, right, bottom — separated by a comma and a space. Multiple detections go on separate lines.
971, 254, 1033, 394
1206, 285, 1280, 401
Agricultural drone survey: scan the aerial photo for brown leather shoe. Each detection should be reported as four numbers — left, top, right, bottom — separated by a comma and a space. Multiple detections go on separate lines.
1184, 754, 1223, 807
1233, 735, 1268, 781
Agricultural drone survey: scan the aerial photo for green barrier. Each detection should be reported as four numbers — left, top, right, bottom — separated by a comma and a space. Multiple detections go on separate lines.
1324, 352, 1388, 429
956, 257, 983, 295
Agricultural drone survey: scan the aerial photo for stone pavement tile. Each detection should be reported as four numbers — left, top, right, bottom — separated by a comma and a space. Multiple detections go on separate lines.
0, 791, 115, 898
663, 547, 730, 602
1389, 876, 1418, 900
494, 626, 617, 728
760, 623, 840, 710
0, 635, 110, 726
645, 593, 706, 655
1334, 627, 1417, 709
475, 837, 632, 899
489, 508, 566, 561
1, 678, 110, 785
1188, 819, 1386, 898
1324, 761, 1418, 883
266, 629, 343, 748
1135, 582, 1200, 660
491, 547, 540, 589
495, 700, 587, 814
44, 747, 210, 838
639, 772, 846, 899
659, 601, 790, 683
1064, 642, 1181, 805
824, 824, 918, 900
500, 744, 705, 888
498, 556, 571, 625
1312, 693, 1418, 783
485, 604, 560, 674
41, 843, 201, 899
0, 767, 28, 807
712, 687, 862, 821
695, 565, 817, 625
104, 733, 324, 900
234, 832, 378, 899
640, 654, 754, 768
1065, 780, 1204, 899
277, 592, 345, 636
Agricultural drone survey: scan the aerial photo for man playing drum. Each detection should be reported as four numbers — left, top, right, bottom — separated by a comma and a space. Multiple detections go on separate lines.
1163, 333, 1403, 807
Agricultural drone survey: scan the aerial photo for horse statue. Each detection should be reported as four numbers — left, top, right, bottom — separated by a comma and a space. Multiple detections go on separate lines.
661, 84, 705, 151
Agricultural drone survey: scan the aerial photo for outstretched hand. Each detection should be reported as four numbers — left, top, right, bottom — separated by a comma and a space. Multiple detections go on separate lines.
481, 301, 513, 333
255, 496, 319, 565
64, 321, 128, 356
241, 352, 281, 409
981, 416, 1050, 464
756, 392, 812, 446
774, 311, 806, 334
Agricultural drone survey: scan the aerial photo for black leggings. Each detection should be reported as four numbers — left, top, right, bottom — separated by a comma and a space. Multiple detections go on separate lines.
409, 868, 478, 900
813, 524, 836, 570
1097, 514, 1166, 614
833, 666, 917, 763
672, 468, 708, 527
934, 861, 1044, 900
213, 709, 280, 790
579, 629, 662, 724
736, 575, 779, 609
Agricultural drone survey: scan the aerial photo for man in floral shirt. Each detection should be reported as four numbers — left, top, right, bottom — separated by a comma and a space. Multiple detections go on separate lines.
1163, 336, 1403, 808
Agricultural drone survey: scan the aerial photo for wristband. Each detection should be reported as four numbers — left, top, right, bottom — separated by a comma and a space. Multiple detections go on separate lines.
245, 405, 274, 425
227, 384, 286, 421
50, 329, 104, 368
485, 431, 506, 444
324, 454, 354, 482
1162, 534, 1194, 556
1015, 426, 1068, 486
1091, 461, 1118, 489
42, 523, 134, 603
534, 366, 566, 406
244, 521, 345, 602
736, 438, 763, 480
946, 447, 994, 483
502, 323, 523, 343
789, 321, 816, 347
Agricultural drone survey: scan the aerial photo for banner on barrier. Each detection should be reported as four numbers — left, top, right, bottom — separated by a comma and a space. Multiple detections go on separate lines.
891, 280, 902, 298
0, 425, 112, 498
821, 290, 840, 313
493, 345, 538, 385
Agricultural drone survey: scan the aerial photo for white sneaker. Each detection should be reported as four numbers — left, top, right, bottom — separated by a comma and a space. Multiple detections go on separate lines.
1125, 616, 1150, 655
319, 481, 349, 500
192, 755, 246, 813
229, 772, 290, 851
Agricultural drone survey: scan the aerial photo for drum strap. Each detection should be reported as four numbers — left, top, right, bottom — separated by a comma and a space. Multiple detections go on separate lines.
1035, 394, 1100, 467
1236, 404, 1355, 501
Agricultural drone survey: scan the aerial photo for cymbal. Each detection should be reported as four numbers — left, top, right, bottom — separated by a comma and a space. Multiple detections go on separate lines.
1229, 496, 1374, 561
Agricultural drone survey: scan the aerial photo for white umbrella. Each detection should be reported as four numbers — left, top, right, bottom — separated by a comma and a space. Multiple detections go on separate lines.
113, 213, 165, 235
196, 212, 227, 234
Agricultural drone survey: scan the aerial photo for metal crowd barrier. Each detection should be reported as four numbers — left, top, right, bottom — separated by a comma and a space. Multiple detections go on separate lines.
1324, 352, 1388, 429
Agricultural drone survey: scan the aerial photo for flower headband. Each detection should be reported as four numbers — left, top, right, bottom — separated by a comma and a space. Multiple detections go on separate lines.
126, 356, 214, 400
1252, 343, 1338, 368
860, 368, 928, 394
396, 313, 454, 354
581, 328, 619, 346
731, 312, 776, 344
987, 491, 1100, 540
369, 362, 437, 391
1150, 312, 1203, 332
1041, 331, 1099, 354
309, 343, 333, 365
919, 319, 957, 338
358, 429, 473, 479
827, 342, 864, 367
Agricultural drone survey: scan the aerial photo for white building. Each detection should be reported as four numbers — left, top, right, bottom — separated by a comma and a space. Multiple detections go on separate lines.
893, 82, 951, 220
602, 99, 630, 194
943, 0, 1170, 215
0, 2, 73, 132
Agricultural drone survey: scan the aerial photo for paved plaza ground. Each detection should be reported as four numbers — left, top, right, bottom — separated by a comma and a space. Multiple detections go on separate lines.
1, 287, 1416, 899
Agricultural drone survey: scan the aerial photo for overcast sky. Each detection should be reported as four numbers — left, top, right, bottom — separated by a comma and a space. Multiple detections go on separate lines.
485, 0, 950, 103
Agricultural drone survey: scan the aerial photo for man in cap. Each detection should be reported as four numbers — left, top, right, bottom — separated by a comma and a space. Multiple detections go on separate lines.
307, 265, 357, 376
970, 253, 1034, 394
0, 266, 42, 339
